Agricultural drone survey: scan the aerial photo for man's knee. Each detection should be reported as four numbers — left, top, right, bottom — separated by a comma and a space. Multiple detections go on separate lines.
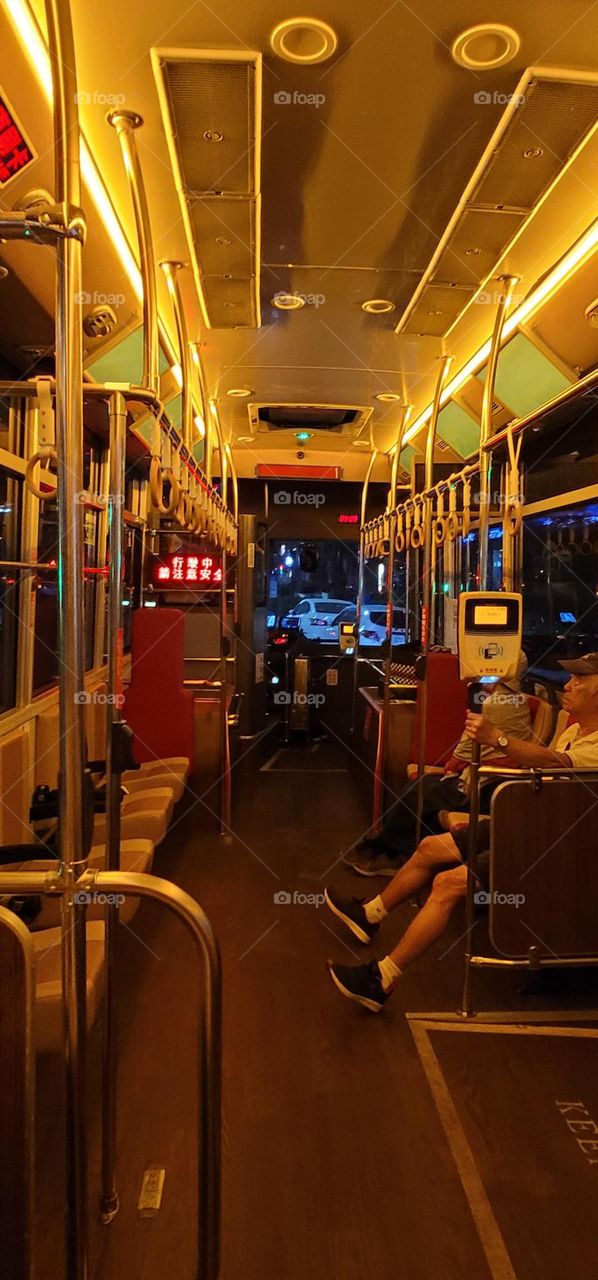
430, 865, 468, 907
416, 833, 461, 865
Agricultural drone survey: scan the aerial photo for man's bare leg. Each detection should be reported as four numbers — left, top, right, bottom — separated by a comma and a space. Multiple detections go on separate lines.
377, 833, 461, 912
386, 864, 468, 973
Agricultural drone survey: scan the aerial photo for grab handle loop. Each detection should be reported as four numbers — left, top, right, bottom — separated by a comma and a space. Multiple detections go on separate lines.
447, 483, 460, 542
433, 490, 447, 546
26, 446, 59, 500
410, 498, 425, 549
462, 477, 472, 538
505, 425, 523, 536
395, 509, 406, 554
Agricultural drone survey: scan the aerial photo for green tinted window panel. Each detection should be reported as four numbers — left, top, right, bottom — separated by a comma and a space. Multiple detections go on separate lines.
87, 326, 169, 385
165, 394, 182, 429
191, 439, 205, 466
436, 402, 479, 458
477, 332, 571, 417
399, 444, 415, 472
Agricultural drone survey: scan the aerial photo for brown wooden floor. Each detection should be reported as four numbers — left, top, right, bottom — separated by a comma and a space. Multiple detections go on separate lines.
32, 732, 598, 1280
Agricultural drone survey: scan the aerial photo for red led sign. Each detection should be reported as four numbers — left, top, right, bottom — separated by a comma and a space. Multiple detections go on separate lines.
0, 94, 35, 186
337, 513, 359, 524
151, 553, 222, 589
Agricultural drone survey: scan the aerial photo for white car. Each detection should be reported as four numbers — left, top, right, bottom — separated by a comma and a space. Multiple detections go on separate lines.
359, 605, 406, 647
280, 597, 352, 639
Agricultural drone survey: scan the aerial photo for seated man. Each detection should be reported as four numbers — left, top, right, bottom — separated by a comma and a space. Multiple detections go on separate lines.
326, 655, 598, 1012
345, 653, 531, 878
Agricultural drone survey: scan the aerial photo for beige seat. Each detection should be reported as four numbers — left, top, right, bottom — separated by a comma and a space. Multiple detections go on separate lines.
33, 922, 105, 1054
11, 838, 154, 930
85, 689, 189, 803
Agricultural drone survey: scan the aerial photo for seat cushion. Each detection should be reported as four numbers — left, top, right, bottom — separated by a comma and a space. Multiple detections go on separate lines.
33, 922, 105, 1054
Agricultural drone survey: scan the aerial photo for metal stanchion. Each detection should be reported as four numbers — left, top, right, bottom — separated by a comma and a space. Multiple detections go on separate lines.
460, 276, 518, 1019
107, 111, 159, 394
415, 356, 453, 843
100, 392, 127, 1223
351, 447, 378, 731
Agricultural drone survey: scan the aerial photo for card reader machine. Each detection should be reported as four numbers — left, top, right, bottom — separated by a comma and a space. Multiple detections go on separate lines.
339, 621, 356, 654
458, 591, 522, 683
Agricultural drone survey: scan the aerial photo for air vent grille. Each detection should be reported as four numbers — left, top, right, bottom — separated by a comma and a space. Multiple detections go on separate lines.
153, 50, 262, 328
397, 71, 598, 338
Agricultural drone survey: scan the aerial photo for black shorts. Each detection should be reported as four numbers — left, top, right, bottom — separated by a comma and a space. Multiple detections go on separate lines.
450, 817, 490, 890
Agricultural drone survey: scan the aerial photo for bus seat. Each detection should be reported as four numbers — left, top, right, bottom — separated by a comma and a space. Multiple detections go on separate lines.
32, 922, 105, 1054
123, 609, 195, 771
407, 653, 468, 780
86, 687, 189, 801
17, 839, 154, 930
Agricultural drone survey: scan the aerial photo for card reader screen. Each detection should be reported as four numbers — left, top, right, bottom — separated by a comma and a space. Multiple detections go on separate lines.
473, 605, 508, 627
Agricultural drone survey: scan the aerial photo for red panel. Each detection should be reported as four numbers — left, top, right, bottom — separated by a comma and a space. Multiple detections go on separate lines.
256, 464, 341, 479
410, 652, 468, 770
124, 609, 195, 768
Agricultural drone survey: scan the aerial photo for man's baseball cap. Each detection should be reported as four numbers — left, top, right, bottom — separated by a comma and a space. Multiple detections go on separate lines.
559, 652, 598, 676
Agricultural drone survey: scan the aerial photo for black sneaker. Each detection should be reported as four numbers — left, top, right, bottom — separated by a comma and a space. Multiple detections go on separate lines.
324, 887, 379, 944
343, 840, 378, 868
327, 960, 390, 1013
351, 851, 400, 878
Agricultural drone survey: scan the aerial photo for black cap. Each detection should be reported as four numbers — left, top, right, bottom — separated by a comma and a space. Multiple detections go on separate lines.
559, 652, 598, 676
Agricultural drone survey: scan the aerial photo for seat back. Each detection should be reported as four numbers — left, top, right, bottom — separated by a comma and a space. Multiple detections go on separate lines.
410, 652, 468, 770
0, 728, 34, 844
489, 776, 598, 958
123, 609, 195, 767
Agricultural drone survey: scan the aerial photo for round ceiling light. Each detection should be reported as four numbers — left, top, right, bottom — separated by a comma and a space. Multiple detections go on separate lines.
352, 438, 371, 447
272, 291, 305, 310
451, 24, 520, 69
226, 387, 253, 398
375, 392, 402, 403
237, 435, 255, 444
271, 17, 338, 65
362, 298, 395, 315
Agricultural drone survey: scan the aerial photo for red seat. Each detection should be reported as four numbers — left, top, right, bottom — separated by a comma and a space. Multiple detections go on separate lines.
409, 652, 468, 775
124, 609, 195, 770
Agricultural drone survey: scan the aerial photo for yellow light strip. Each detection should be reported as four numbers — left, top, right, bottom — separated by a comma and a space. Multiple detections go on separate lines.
3, 0, 179, 367
403, 216, 598, 443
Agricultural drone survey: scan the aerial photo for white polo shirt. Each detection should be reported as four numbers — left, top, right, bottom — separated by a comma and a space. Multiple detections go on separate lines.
556, 723, 598, 769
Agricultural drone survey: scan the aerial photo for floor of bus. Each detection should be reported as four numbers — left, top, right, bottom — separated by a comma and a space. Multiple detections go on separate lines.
34, 732, 598, 1280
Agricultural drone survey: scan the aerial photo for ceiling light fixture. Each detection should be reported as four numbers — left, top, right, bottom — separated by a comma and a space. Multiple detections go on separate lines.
375, 392, 402, 403
270, 17, 338, 65
451, 23, 520, 70
272, 292, 305, 310
226, 387, 253, 398
362, 299, 395, 314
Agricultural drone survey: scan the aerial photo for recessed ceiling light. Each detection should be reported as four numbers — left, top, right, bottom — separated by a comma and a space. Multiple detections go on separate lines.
270, 17, 338, 65
216, 236, 232, 246
0, 265, 8, 280
352, 439, 371, 447
295, 430, 312, 442
523, 147, 544, 159
237, 435, 255, 443
362, 298, 395, 314
375, 392, 402, 403
203, 129, 224, 143
272, 291, 305, 310
226, 387, 253, 398
452, 23, 520, 69
464, 247, 481, 256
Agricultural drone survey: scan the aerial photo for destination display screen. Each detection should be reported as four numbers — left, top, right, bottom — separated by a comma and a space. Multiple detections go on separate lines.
150, 553, 222, 589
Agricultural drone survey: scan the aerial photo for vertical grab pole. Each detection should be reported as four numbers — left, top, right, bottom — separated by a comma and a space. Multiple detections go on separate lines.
375, 406, 412, 826
100, 391, 127, 1223
415, 356, 453, 843
191, 343, 213, 483
107, 112, 159, 396
161, 261, 194, 453
44, 0, 89, 1274
351, 447, 378, 731
460, 276, 517, 1018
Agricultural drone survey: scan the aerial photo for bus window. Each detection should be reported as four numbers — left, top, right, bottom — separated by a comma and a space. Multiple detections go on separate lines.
522, 500, 598, 664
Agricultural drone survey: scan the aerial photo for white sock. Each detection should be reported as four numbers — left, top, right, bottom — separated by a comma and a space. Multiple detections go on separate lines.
364, 895, 388, 924
377, 955, 402, 992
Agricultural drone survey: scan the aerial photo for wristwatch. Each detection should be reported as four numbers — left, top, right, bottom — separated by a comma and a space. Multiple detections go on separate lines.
496, 733, 509, 749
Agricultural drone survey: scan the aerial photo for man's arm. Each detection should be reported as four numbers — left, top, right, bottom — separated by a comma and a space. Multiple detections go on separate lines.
464, 712, 570, 768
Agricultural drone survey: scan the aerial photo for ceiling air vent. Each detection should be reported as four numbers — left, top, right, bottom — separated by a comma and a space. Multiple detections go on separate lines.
396, 69, 598, 339
248, 402, 373, 438
152, 49, 262, 329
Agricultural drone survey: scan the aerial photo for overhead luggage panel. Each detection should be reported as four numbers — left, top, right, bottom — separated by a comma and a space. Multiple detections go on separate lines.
153, 49, 262, 330
396, 69, 598, 340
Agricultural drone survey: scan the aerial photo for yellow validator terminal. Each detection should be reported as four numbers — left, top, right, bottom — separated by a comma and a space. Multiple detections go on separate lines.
458, 591, 523, 682
339, 621, 356, 653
